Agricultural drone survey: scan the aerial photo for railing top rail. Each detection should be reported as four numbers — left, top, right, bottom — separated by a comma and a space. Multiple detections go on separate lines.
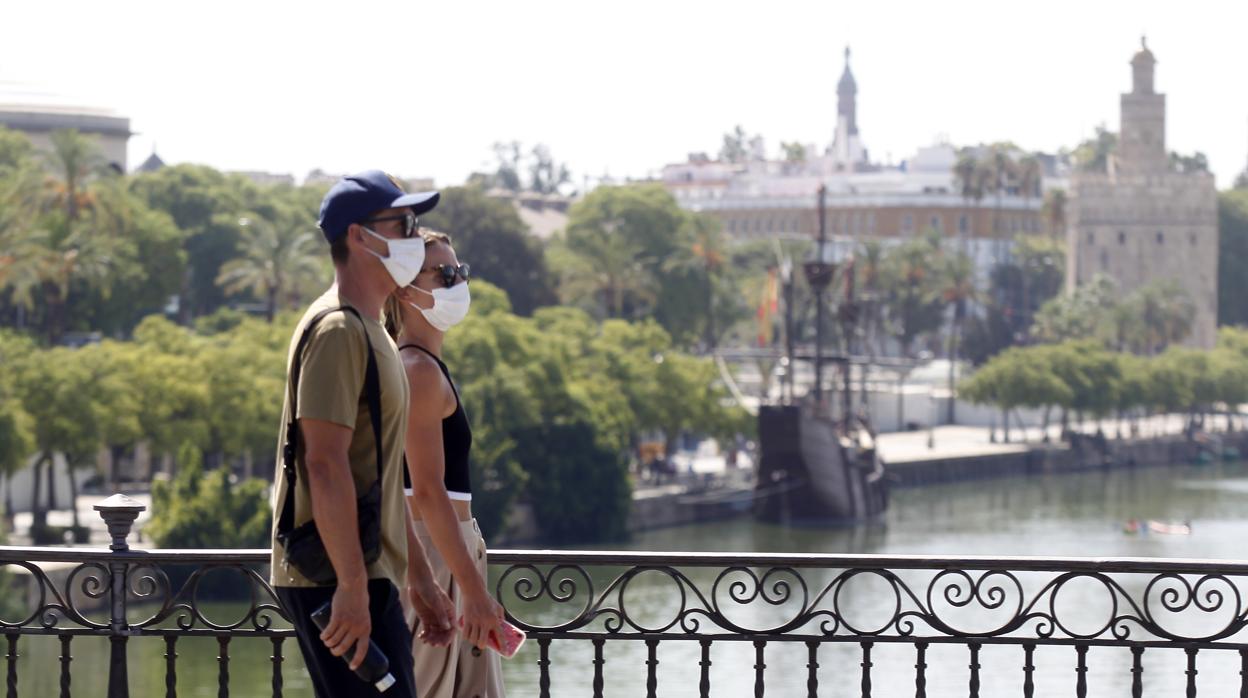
3, 545, 1248, 574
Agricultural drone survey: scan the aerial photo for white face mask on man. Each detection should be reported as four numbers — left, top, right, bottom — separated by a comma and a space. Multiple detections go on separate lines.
361, 226, 425, 288
408, 281, 471, 332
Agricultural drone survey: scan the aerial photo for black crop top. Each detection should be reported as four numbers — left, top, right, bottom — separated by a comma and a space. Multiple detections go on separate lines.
399, 345, 472, 498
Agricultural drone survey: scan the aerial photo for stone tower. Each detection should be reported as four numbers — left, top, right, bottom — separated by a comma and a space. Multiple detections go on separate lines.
1067, 39, 1218, 349
829, 46, 868, 170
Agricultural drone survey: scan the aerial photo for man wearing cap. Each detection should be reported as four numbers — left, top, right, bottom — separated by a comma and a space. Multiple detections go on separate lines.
271, 170, 455, 697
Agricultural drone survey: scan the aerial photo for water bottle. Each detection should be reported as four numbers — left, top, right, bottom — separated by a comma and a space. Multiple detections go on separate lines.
310, 601, 397, 693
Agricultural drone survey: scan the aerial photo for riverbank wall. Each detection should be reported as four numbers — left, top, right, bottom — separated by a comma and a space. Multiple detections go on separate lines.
484, 430, 1248, 546
886, 431, 1248, 488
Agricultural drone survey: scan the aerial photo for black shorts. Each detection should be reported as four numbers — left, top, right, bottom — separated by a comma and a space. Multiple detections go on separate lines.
276, 579, 417, 698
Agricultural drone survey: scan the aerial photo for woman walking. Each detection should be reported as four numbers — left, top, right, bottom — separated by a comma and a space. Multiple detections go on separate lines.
387, 229, 507, 697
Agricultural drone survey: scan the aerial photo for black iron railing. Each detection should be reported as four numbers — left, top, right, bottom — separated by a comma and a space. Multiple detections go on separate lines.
2, 499, 1248, 696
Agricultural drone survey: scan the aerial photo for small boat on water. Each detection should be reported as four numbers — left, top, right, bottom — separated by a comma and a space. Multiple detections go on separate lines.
1123, 518, 1192, 535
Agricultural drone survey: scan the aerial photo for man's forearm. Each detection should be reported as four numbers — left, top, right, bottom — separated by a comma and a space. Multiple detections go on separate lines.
305, 454, 368, 587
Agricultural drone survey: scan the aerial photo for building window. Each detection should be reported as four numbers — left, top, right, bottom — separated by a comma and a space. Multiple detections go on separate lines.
1156, 231, 1164, 245
1087, 232, 1095, 245
958, 215, 969, 234
1118, 231, 1126, 245
1100, 249, 1109, 270
1190, 232, 1197, 246
868, 213, 877, 233
902, 214, 914, 234
930, 216, 941, 232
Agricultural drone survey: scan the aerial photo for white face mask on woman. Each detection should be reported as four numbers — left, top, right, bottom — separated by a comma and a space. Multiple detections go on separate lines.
408, 282, 471, 332
361, 226, 425, 288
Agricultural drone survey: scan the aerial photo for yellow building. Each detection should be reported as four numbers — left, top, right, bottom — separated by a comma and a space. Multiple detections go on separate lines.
1067, 40, 1218, 348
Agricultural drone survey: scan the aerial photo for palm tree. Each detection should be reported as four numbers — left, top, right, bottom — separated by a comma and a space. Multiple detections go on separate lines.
1042, 189, 1068, 243
940, 250, 975, 423
953, 152, 986, 256
853, 240, 886, 415
1018, 154, 1043, 232
45, 130, 104, 222
8, 130, 129, 343
880, 233, 945, 359
0, 163, 51, 328
216, 216, 322, 322
664, 214, 728, 350
555, 217, 656, 319
982, 144, 1018, 267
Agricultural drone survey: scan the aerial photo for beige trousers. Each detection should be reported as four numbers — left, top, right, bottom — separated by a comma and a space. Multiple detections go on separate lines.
405, 518, 506, 698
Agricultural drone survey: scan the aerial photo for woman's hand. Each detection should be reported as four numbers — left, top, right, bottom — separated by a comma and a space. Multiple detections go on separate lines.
460, 587, 506, 651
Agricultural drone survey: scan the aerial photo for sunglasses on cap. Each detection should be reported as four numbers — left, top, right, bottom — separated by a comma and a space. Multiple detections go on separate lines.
362, 211, 419, 238
423, 263, 471, 288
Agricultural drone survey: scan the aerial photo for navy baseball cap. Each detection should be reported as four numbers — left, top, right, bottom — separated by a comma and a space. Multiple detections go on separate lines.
317, 170, 440, 243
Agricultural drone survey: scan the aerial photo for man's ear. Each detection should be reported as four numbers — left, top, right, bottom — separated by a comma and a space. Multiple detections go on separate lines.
344, 223, 363, 250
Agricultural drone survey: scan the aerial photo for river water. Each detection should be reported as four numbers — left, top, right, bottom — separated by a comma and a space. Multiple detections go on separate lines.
11, 461, 1248, 696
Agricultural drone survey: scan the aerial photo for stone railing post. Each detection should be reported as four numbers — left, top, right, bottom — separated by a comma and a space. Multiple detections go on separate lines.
94, 494, 146, 698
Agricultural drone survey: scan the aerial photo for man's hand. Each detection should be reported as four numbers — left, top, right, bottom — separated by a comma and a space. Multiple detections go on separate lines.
321, 581, 371, 671
408, 579, 457, 647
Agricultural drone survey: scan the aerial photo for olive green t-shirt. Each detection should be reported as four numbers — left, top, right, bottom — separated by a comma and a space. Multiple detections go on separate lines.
270, 287, 411, 588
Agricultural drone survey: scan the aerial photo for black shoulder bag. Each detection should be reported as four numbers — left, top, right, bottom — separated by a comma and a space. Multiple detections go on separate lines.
275, 306, 385, 585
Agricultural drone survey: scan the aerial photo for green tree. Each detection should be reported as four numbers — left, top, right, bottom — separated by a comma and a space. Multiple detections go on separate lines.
1032, 274, 1119, 345
1043, 188, 1068, 242
879, 232, 945, 357
1073, 126, 1117, 173
658, 213, 741, 349
781, 142, 807, 164
1045, 341, 1121, 428
62, 179, 186, 337
959, 345, 1073, 441
719, 125, 749, 164
12, 346, 111, 537
147, 443, 271, 549
216, 215, 322, 322
126, 317, 211, 473
527, 144, 572, 195
939, 249, 976, 421
1169, 151, 1210, 173
0, 332, 35, 528
1125, 281, 1195, 355
443, 281, 744, 541
553, 184, 686, 322
1218, 189, 1248, 326
514, 418, 631, 543
0, 160, 48, 328
0, 125, 35, 170
195, 315, 288, 472
131, 165, 282, 320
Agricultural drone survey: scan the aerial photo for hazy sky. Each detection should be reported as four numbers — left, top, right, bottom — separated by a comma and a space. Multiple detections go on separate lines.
3, 0, 1246, 188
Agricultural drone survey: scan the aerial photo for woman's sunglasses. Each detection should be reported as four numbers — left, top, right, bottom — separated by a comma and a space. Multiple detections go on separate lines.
425, 263, 471, 288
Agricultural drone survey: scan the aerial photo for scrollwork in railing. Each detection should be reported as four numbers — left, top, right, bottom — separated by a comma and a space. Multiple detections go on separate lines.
492, 554, 1248, 646
0, 553, 291, 636
6, 547, 1248, 647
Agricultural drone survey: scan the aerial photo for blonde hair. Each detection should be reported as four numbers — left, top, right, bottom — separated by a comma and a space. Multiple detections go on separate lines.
384, 228, 455, 340
420, 228, 452, 247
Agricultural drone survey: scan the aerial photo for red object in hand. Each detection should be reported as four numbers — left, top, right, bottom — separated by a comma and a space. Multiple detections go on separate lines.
459, 617, 526, 658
